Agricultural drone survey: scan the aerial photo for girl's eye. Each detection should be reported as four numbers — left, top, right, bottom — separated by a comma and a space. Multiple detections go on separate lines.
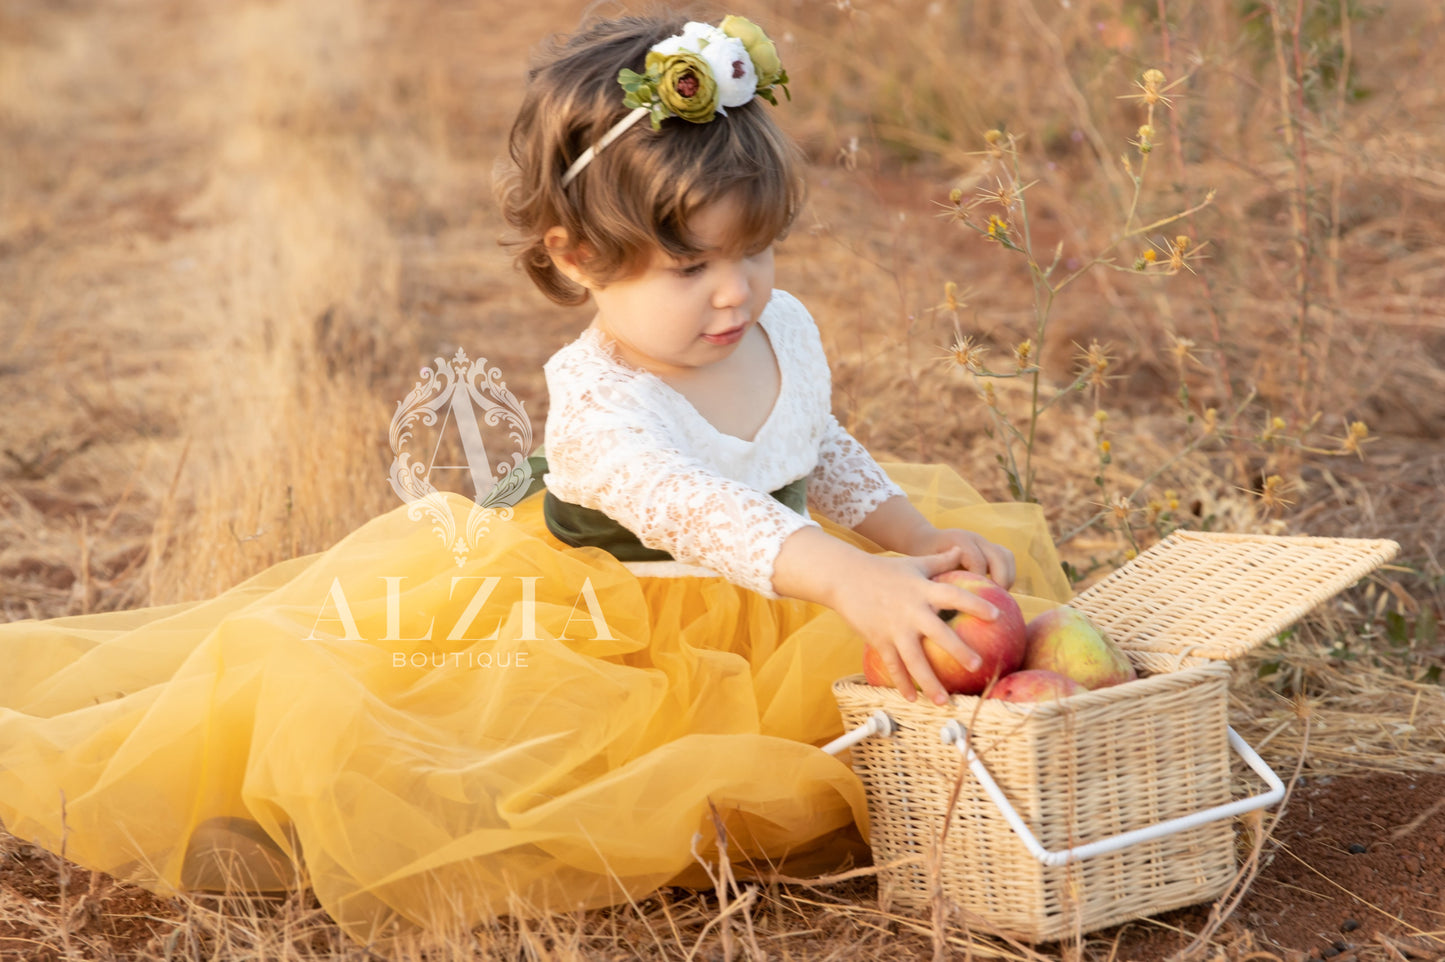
675, 262, 707, 277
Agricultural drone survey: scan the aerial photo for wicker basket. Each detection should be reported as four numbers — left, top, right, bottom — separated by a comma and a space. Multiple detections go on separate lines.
831, 531, 1399, 942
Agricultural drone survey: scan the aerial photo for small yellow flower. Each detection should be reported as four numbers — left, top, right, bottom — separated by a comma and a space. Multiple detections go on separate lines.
948, 187, 964, 205
1257, 474, 1296, 514
1338, 419, 1371, 458
1202, 407, 1218, 435
1120, 67, 1182, 110
1014, 338, 1034, 369
971, 175, 1036, 212
943, 280, 965, 312
1168, 334, 1199, 368
1131, 123, 1155, 154
986, 214, 1009, 240
980, 381, 998, 408
1110, 494, 1134, 524
1161, 234, 1208, 274
942, 332, 987, 372
1077, 339, 1113, 389
1167, 241, 1185, 271
1100, 439, 1112, 455
1093, 409, 1109, 424
1164, 489, 1180, 511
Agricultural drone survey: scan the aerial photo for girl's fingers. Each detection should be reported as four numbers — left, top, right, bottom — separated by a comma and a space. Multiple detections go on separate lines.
924, 611, 983, 678
883, 653, 917, 702
986, 544, 1017, 589
918, 545, 965, 577
897, 641, 950, 705
953, 539, 989, 576
934, 581, 999, 624
872, 640, 915, 700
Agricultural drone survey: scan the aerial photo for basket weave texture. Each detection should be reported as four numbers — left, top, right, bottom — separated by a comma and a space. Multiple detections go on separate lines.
1072, 531, 1400, 671
833, 532, 1399, 942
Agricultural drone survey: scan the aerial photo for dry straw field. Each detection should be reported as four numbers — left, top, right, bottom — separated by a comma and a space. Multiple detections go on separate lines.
1, 0, 1443, 959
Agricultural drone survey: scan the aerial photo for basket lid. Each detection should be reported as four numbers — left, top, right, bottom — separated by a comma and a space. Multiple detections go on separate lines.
1068, 531, 1399, 662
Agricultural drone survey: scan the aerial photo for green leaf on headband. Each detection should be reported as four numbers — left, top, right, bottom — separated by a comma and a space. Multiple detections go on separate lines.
756, 70, 791, 107
620, 67, 665, 123
618, 67, 649, 92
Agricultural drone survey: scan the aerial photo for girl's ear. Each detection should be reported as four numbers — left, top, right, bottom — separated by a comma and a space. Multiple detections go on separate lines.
544, 227, 593, 290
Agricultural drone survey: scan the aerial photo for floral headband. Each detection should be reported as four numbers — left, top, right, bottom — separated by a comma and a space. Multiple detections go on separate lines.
560, 16, 789, 188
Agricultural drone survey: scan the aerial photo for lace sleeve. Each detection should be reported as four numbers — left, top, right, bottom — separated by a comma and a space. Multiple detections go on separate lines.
806, 417, 907, 528
544, 350, 818, 598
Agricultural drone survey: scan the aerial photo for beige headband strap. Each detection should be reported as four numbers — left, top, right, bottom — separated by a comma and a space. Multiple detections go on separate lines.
560, 106, 650, 188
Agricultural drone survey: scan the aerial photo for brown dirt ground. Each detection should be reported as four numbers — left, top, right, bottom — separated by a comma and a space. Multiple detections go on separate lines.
2, 773, 1443, 960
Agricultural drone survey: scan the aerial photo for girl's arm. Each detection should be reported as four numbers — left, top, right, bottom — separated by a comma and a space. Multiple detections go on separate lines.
806, 419, 1016, 589
852, 494, 1016, 589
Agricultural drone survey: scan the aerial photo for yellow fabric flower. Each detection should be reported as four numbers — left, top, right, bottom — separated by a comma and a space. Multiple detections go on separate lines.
644, 50, 719, 123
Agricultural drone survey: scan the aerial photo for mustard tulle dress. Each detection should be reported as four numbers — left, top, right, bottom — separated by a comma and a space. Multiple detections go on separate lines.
0, 292, 1073, 944
0, 467, 1069, 943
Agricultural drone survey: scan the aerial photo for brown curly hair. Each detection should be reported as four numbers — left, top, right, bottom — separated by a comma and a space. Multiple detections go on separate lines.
495, 13, 806, 306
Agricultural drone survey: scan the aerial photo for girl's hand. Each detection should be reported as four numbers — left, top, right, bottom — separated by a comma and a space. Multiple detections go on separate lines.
849, 496, 1015, 589
834, 546, 1001, 704
773, 528, 1004, 705
911, 527, 1016, 590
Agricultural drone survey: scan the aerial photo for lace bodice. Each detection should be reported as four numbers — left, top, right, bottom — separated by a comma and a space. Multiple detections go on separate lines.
542, 290, 906, 596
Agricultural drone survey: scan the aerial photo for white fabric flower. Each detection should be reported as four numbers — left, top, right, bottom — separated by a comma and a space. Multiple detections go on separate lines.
649, 34, 694, 58
647, 22, 760, 115
680, 21, 729, 47
652, 23, 723, 57
695, 35, 756, 108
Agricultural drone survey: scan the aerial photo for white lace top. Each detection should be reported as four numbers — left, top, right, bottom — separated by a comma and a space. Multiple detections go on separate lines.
542, 289, 906, 597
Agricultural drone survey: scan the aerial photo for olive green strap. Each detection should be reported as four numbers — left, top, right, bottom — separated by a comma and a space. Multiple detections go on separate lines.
530, 453, 807, 562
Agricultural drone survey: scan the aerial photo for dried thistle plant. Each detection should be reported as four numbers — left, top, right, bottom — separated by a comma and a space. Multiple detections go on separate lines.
938, 67, 1377, 561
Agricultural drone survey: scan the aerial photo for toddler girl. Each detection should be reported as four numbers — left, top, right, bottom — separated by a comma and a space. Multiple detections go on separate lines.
0, 10, 1071, 944
504, 13, 1023, 707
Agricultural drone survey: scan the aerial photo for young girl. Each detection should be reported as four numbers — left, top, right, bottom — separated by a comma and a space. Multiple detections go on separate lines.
0, 11, 1070, 945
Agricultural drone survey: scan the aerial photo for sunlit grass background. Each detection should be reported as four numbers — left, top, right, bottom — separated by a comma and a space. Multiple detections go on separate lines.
1, 0, 1441, 957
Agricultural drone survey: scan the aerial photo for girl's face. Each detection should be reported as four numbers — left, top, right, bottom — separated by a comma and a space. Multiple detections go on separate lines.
579, 194, 776, 377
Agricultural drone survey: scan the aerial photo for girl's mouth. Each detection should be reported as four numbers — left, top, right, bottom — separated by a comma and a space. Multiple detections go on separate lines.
702, 324, 745, 346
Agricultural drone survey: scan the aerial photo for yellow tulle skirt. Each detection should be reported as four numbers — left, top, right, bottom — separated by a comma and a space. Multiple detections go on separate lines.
0, 463, 1071, 943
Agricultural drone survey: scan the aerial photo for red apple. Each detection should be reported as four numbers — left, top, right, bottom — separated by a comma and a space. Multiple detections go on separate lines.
926, 569, 1028, 695
862, 644, 892, 687
1022, 605, 1137, 689
860, 570, 1026, 696
986, 669, 1086, 703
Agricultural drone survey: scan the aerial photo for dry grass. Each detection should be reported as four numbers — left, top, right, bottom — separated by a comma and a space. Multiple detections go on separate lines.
1, 0, 1442, 958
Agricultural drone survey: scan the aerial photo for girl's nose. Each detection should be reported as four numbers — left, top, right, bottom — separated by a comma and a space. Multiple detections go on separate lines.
712, 261, 750, 309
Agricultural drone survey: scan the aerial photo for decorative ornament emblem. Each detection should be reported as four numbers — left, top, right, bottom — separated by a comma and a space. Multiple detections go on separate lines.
388, 348, 533, 565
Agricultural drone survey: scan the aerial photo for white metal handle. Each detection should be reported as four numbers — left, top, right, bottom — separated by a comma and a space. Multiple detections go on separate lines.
938, 720, 1286, 867
821, 710, 896, 755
